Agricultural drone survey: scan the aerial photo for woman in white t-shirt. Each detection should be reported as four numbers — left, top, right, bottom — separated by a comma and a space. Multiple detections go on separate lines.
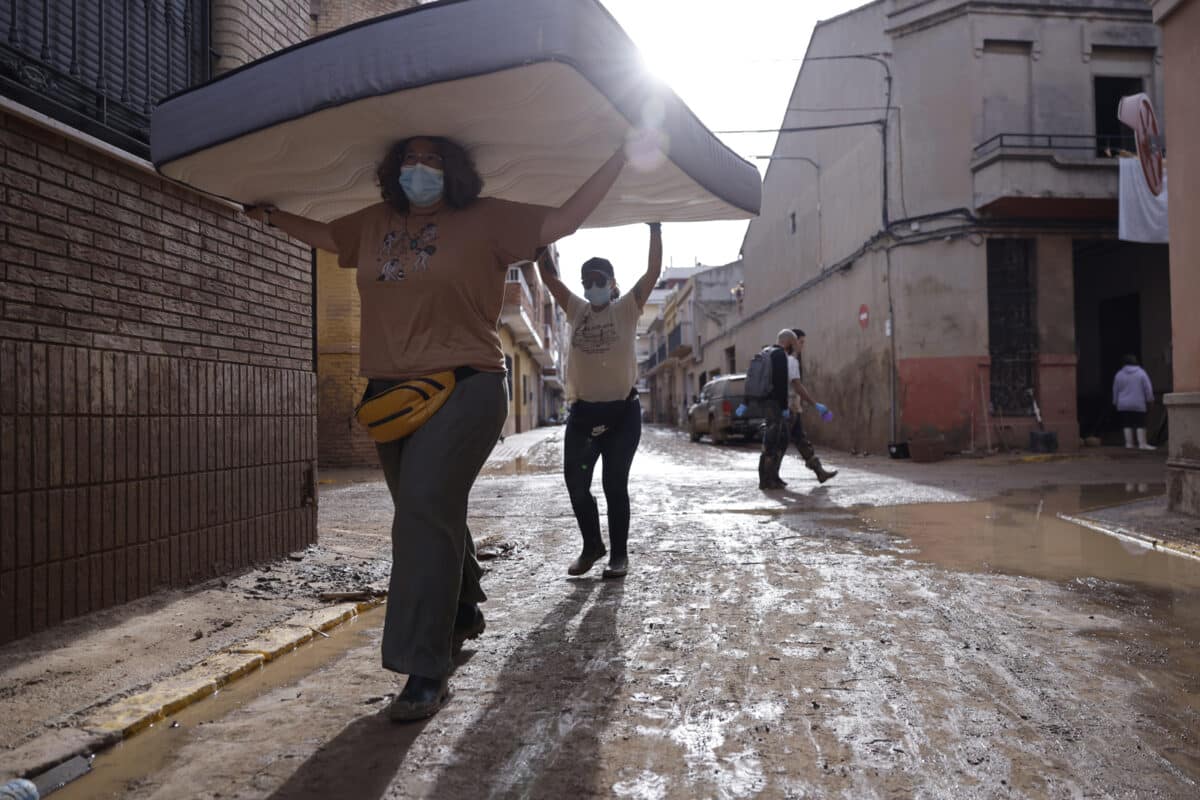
538, 223, 662, 578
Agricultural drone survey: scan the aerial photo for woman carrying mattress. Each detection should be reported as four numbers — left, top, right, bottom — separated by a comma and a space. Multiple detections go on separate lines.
538, 223, 663, 580
247, 136, 626, 722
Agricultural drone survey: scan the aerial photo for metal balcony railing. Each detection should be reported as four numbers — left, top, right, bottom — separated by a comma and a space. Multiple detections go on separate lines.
973, 133, 1151, 161
666, 325, 680, 353
0, 0, 211, 158
506, 266, 534, 314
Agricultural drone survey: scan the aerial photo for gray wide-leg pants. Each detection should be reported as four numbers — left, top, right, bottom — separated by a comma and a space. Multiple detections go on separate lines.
374, 371, 507, 679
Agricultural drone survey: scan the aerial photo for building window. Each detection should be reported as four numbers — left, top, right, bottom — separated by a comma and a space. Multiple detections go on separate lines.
505, 355, 514, 401
725, 346, 737, 374
0, 1, 212, 158
987, 239, 1037, 416
1094, 76, 1143, 156
789, 212, 797, 235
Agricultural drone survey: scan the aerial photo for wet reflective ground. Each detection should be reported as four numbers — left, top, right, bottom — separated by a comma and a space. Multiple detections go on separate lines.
59, 429, 1198, 798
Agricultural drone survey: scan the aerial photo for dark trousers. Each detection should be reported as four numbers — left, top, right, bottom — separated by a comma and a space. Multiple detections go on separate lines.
759, 405, 789, 485
372, 371, 506, 679
788, 413, 818, 465
563, 393, 642, 559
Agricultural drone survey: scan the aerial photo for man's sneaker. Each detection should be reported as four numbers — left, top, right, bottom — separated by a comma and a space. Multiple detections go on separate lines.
452, 605, 485, 655
387, 674, 449, 722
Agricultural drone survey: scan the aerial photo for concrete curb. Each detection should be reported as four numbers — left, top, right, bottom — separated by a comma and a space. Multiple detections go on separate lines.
0, 597, 385, 783
1058, 513, 1200, 562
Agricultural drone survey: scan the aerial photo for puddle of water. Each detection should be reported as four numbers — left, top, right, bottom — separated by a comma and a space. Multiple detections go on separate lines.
860, 483, 1200, 594
482, 456, 558, 477
52, 606, 385, 800
861, 483, 1200, 779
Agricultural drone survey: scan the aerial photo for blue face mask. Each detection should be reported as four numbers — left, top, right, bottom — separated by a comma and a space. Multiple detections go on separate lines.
399, 164, 444, 206
585, 283, 612, 307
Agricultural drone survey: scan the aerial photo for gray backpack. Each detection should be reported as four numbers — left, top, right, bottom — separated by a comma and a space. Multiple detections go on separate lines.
744, 346, 776, 400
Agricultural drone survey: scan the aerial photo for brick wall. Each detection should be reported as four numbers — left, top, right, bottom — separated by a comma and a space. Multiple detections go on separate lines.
315, 250, 375, 467
211, 0, 312, 74
0, 110, 317, 645
311, 0, 422, 37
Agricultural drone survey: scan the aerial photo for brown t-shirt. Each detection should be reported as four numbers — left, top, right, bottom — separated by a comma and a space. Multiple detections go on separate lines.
331, 199, 548, 379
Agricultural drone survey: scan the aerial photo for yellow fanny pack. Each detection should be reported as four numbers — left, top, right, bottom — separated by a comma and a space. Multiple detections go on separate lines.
354, 370, 459, 443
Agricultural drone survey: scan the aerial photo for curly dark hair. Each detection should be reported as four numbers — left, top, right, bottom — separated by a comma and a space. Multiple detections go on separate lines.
376, 136, 483, 213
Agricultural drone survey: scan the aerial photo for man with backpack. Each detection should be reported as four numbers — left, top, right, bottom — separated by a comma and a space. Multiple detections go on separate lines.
745, 329, 837, 490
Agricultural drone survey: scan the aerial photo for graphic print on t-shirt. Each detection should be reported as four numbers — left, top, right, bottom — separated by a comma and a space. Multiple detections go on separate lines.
572, 310, 619, 355
376, 221, 439, 281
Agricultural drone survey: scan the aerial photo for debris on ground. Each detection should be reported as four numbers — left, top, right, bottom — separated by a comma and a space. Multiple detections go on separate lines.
316, 590, 387, 603
476, 536, 516, 561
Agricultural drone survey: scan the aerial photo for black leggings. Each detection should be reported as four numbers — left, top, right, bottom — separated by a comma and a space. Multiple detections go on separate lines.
563, 393, 642, 559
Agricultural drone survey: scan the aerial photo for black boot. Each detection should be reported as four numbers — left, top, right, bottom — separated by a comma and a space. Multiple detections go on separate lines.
602, 555, 628, 579
452, 604, 485, 655
808, 458, 838, 484
387, 674, 449, 722
759, 453, 784, 490
568, 545, 607, 575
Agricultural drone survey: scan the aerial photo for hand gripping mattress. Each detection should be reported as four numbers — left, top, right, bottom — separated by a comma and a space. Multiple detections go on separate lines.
150, 0, 761, 227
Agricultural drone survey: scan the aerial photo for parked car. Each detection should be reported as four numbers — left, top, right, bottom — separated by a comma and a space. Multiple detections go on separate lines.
688, 375, 764, 444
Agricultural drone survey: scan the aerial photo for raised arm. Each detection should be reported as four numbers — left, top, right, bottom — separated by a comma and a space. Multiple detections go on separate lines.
539, 148, 627, 245
535, 247, 575, 311
246, 205, 338, 253
632, 222, 663, 309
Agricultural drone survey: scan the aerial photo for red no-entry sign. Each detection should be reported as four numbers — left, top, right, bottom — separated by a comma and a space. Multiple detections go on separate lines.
858, 304, 870, 329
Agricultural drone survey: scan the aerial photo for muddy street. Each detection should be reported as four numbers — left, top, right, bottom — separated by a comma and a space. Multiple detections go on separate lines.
60, 429, 1199, 799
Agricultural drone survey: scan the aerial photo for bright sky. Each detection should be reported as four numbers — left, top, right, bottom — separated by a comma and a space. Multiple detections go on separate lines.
553, 0, 867, 294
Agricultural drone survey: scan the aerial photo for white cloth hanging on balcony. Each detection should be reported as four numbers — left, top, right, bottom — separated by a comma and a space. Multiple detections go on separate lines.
1118, 158, 1168, 244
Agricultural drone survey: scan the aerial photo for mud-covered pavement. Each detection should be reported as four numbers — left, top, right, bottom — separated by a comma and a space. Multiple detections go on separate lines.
61, 428, 1199, 799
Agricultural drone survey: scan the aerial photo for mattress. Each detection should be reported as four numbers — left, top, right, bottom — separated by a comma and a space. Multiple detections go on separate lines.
150, 0, 761, 228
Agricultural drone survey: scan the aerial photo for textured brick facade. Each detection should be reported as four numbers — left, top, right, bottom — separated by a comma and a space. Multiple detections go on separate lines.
311, 0, 422, 36
211, 0, 312, 74
0, 109, 317, 645
315, 251, 375, 468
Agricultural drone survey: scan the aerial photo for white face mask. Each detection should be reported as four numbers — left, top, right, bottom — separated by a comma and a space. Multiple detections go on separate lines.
585, 283, 612, 306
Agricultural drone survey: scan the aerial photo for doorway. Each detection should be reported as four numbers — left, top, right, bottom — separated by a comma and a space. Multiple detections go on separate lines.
1098, 294, 1141, 396
1073, 240, 1171, 440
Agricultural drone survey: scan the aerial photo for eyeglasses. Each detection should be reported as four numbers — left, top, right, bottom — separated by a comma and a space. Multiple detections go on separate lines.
401, 152, 445, 168
582, 276, 610, 289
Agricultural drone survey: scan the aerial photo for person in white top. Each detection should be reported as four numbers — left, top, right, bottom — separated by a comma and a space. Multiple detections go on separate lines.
538, 223, 663, 579
783, 328, 836, 485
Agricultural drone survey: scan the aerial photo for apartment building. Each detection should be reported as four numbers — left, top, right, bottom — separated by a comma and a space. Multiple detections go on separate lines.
720, 0, 1169, 456
642, 260, 743, 424
499, 255, 568, 436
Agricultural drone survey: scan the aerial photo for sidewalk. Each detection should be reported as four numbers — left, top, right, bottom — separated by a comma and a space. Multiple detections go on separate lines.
1069, 495, 1200, 560
0, 425, 567, 784
483, 425, 563, 466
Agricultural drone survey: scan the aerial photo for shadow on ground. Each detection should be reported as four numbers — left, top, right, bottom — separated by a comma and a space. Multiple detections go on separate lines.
267, 580, 624, 800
